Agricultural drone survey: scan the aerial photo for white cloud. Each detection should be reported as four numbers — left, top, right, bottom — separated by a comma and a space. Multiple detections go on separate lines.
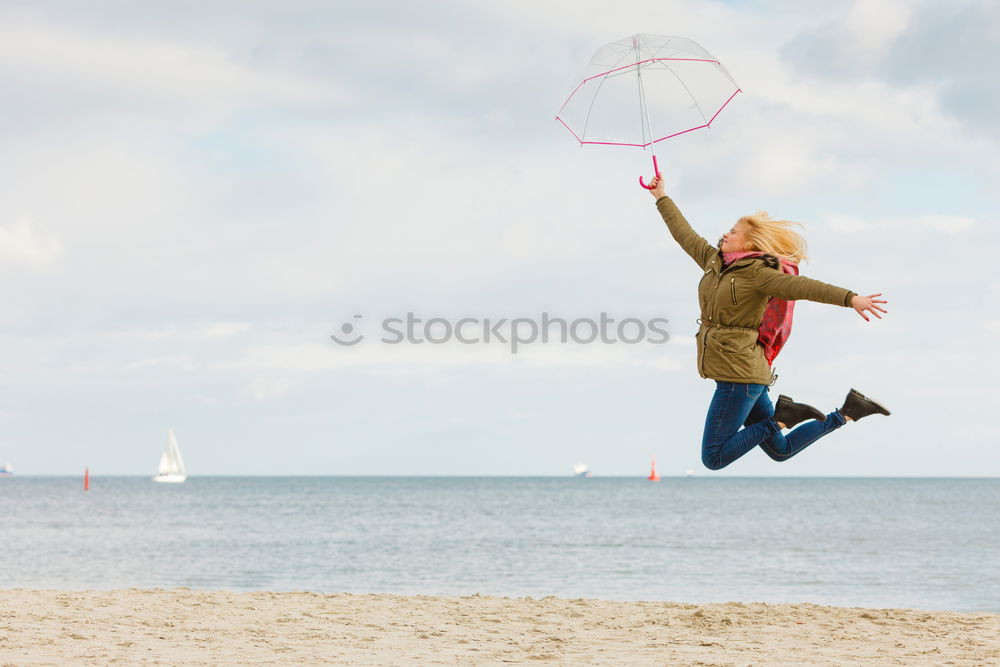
125, 355, 198, 371
247, 376, 294, 400
0, 219, 62, 265
517, 344, 680, 369
845, 0, 912, 57
823, 214, 875, 234
916, 215, 976, 234
0, 15, 353, 132
736, 139, 844, 196
200, 322, 253, 339
212, 338, 682, 373
778, 0, 1000, 144
822, 213, 978, 237
115, 323, 252, 342
729, 49, 960, 142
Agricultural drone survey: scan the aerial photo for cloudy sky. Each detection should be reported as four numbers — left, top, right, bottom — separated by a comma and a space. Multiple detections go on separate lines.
2, 0, 997, 476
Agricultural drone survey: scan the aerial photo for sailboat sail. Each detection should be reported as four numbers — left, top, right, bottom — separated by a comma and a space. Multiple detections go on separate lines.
157, 452, 171, 476
153, 429, 187, 482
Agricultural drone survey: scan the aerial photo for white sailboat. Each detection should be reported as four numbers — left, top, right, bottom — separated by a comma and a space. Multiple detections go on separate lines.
153, 429, 187, 483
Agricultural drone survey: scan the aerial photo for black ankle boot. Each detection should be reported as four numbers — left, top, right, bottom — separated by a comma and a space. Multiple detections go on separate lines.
839, 388, 890, 421
773, 395, 826, 429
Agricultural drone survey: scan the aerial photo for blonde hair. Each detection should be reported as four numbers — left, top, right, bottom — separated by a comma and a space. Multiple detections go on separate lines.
737, 210, 809, 264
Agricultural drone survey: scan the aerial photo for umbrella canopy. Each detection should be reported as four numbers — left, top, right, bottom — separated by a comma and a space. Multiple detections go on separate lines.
556, 34, 741, 149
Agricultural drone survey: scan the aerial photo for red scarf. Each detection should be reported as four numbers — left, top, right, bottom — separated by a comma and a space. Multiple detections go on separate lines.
721, 251, 799, 366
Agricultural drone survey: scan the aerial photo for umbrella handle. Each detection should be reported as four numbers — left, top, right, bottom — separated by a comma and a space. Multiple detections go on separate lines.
638, 155, 661, 190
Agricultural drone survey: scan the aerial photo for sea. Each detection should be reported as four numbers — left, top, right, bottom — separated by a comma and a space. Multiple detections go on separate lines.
2, 477, 998, 613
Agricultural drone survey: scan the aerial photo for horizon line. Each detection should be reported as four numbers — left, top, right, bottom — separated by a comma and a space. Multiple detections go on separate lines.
5, 474, 998, 480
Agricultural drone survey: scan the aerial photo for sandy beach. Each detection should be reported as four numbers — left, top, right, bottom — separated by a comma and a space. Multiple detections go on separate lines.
2, 589, 998, 665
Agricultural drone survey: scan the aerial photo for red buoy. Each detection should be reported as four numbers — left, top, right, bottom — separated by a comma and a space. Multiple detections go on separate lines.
648, 456, 661, 482
84, 467, 90, 492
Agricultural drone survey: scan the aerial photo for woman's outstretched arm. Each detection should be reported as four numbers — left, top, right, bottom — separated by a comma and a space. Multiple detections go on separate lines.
753, 265, 888, 321
648, 176, 718, 270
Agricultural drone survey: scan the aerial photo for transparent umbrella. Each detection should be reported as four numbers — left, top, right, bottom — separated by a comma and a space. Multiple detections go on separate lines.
556, 34, 741, 188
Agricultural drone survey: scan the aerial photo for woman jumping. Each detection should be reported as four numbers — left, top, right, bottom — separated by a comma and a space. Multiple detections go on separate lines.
648, 176, 890, 470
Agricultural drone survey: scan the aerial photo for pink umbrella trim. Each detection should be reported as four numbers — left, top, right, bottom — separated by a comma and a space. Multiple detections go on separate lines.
555, 88, 742, 147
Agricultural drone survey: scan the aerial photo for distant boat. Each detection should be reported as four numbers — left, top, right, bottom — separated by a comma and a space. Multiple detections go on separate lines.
153, 430, 187, 483
0, 462, 11, 477
572, 463, 591, 478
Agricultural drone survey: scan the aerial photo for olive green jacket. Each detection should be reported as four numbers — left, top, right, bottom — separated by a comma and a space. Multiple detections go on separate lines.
656, 195, 856, 385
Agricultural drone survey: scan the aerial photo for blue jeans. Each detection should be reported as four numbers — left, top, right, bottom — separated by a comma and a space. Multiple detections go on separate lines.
701, 381, 847, 470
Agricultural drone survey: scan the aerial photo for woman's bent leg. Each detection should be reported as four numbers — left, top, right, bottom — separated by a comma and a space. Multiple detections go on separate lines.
702, 381, 782, 470
765, 411, 847, 461
748, 388, 848, 461
743, 386, 785, 462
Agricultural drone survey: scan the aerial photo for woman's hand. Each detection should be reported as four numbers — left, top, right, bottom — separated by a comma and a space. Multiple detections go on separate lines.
647, 175, 666, 199
851, 293, 888, 322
